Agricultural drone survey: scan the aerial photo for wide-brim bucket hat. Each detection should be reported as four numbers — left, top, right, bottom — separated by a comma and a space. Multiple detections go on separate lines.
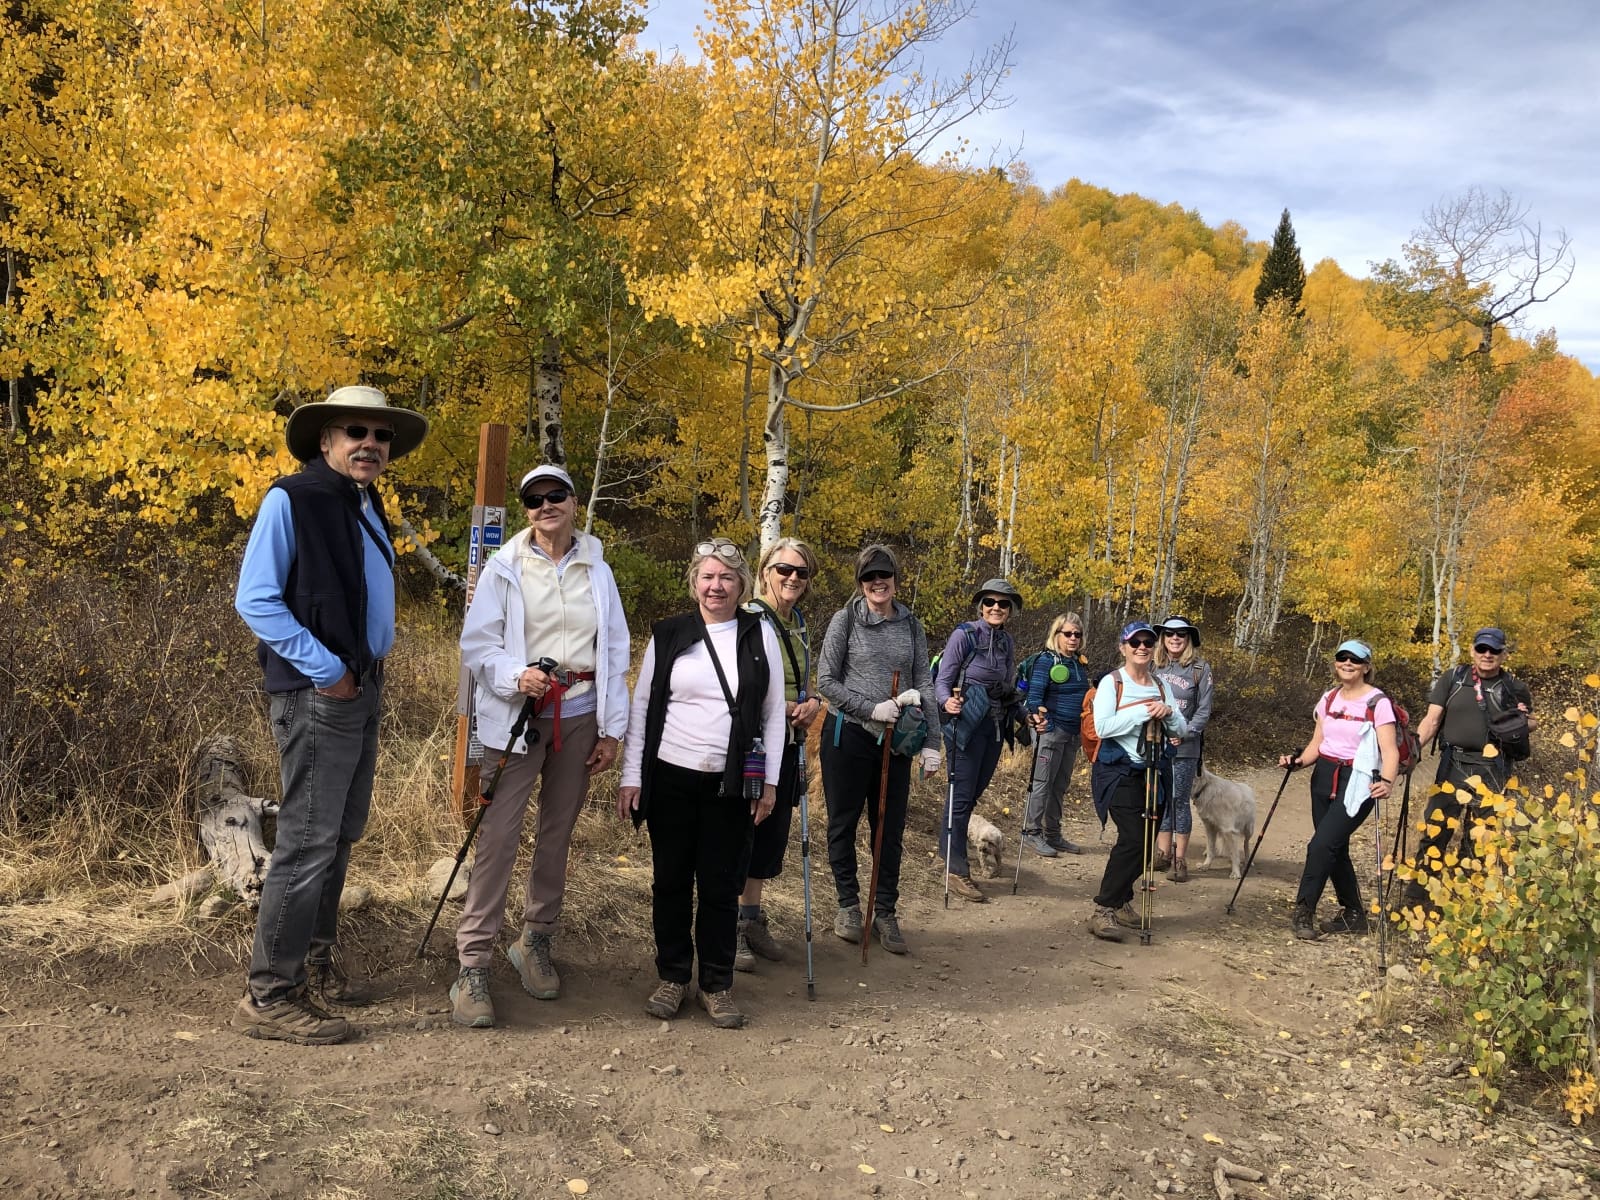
971, 577, 1024, 612
1156, 615, 1201, 647
284, 385, 430, 462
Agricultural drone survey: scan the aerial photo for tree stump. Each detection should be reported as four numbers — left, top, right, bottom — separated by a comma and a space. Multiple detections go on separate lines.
192, 734, 277, 906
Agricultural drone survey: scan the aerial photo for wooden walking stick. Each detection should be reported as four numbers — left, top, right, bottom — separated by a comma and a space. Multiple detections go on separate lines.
863, 670, 900, 965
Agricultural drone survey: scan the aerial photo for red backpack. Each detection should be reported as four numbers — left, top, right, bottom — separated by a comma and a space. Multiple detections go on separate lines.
1320, 689, 1422, 777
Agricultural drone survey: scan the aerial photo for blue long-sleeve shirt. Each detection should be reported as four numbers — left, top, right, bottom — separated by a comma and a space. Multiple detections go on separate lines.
1023, 651, 1091, 732
235, 487, 396, 687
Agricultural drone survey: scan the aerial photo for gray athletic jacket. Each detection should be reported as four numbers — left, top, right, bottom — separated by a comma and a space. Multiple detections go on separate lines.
817, 595, 940, 738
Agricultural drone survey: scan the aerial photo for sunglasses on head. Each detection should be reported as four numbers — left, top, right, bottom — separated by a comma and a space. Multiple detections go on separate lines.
329, 424, 394, 443
695, 538, 746, 565
860, 570, 894, 584
769, 562, 812, 580
1126, 636, 1156, 649
1333, 651, 1370, 665
1473, 644, 1503, 655
979, 596, 1012, 611
522, 487, 571, 509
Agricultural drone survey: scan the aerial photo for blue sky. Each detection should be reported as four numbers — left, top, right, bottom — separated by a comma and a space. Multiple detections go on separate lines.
637, 0, 1600, 369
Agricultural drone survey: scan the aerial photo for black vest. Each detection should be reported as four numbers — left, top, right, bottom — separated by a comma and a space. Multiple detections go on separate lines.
257, 456, 394, 693
633, 609, 769, 827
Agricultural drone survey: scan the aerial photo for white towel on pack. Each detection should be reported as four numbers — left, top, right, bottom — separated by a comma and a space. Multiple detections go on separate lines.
1342, 721, 1381, 817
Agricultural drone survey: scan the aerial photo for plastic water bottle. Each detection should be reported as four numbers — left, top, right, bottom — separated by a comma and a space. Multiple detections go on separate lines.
744, 736, 766, 800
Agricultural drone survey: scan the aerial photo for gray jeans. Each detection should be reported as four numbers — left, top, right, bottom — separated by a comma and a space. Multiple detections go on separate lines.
1022, 728, 1080, 837
248, 679, 381, 1003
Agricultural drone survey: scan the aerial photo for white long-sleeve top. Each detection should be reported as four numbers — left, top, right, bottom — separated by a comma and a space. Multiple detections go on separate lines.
1093, 670, 1188, 764
620, 617, 786, 787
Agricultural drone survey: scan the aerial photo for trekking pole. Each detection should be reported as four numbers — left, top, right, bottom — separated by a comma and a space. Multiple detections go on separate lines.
1372, 780, 1388, 977
1382, 770, 1412, 907
943, 682, 962, 909
1139, 719, 1161, 946
797, 740, 816, 1001
1012, 706, 1049, 895
1225, 762, 1298, 916
415, 657, 557, 958
863, 670, 900, 965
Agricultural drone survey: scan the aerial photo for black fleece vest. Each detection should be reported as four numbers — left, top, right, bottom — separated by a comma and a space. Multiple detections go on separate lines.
257, 456, 394, 693
632, 610, 769, 827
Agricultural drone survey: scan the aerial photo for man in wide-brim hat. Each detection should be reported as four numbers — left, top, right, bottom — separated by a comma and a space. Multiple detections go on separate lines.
232, 385, 429, 1046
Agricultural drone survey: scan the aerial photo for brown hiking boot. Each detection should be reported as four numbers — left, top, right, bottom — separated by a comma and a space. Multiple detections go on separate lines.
232, 992, 350, 1045
1114, 902, 1142, 928
1151, 851, 1173, 872
733, 924, 757, 972
1089, 906, 1125, 942
1320, 906, 1371, 935
449, 966, 495, 1028
644, 979, 693, 1020
698, 987, 746, 1029
741, 911, 785, 961
1291, 902, 1321, 941
1167, 857, 1190, 883
948, 873, 988, 903
307, 947, 378, 1007
507, 931, 561, 1000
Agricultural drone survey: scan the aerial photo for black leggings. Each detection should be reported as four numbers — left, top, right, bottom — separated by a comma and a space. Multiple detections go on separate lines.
821, 718, 911, 918
1295, 757, 1374, 910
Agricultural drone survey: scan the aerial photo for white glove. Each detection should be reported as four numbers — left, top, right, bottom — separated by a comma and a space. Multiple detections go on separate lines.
870, 699, 902, 723
920, 747, 943, 775
895, 689, 921, 709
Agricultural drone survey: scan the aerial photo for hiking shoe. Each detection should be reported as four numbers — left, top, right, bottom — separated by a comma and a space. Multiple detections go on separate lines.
233, 993, 350, 1045
1046, 834, 1084, 854
698, 987, 746, 1029
507, 931, 561, 1000
1022, 832, 1058, 858
833, 906, 864, 944
873, 913, 908, 955
1291, 902, 1321, 941
1114, 903, 1142, 928
741, 911, 785, 962
1151, 851, 1173, 872
644, 979, 693, 1020
307, 948, 377, 1007
733, 925, 757, 973
1320, 906, 1371, 935
1167, 857, 1190, 884
1089, 906, 1125, 942
948, 874, 988, 903
449, 967, 495, 1028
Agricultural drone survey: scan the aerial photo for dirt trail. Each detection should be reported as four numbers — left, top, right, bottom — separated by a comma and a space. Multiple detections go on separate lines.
1, 766, 1594, 1200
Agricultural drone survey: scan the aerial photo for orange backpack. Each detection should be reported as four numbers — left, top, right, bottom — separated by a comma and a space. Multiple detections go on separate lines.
1080, 671, 1166, 762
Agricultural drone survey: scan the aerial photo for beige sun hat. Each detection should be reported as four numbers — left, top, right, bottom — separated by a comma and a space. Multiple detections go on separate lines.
284, 385, 430, 462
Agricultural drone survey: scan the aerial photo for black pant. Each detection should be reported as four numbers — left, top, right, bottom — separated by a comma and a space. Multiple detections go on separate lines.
1295, 758, 1374, 910
745, 741, 799, 880
645, 761, 753, 993
940, 712, 1003, 876
1093, 771, 1156, 909
822, 717, 911, 918
1408, 778, 1492, 894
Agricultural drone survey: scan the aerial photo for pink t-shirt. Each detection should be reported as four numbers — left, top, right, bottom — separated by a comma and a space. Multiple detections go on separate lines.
1315, 688, 1396, 762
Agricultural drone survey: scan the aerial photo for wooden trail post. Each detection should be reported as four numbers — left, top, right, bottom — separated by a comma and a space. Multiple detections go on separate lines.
450, 422, 510, 817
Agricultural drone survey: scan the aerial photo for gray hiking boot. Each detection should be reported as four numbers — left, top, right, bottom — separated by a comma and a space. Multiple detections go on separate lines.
644, 979, 693, 1020
450, 966, 495, 1028
833, 905, 864, 944
734, 924, 757, 973
741, 910, 785, 961
1022, 832, 1058, 858
1320, 906, 1371, 935
873, 913, 908, 955
1089, 906, 1125, 942
233, 992, 350, 1045
1045, 833, 1084, 854
1291, 902, 1321, 941
507, 930, 561, 1000
698, 987, 747, 1029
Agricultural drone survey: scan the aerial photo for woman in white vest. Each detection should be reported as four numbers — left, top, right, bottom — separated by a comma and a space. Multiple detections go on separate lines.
451, 465, 630, 1028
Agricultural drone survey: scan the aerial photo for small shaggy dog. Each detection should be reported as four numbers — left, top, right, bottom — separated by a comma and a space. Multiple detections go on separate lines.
966, 812, 1006, 878
1191, 766, 1257, 879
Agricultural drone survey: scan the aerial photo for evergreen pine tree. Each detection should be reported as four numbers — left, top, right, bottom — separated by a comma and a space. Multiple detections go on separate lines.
1253, 208, 1307, 312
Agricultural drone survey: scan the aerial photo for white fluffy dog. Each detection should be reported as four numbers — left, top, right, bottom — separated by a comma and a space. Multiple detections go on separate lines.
1190, 766, 1256, 879
966, 812, 1005, 878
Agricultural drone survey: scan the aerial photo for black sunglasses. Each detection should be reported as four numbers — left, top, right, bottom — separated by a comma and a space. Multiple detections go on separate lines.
1333, 651, 1370, 665
1126, 636, 1156, 649
522, 487, 571, 509
1058, 630, 1083, 638
330, 424, 394, 443
980, 596, 1012, 611
770, 563, 812, 580
1473, 644, 1503, 655
860, 570, 894, 584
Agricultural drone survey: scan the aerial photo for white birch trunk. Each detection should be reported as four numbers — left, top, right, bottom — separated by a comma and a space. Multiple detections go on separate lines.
536, 333, 565, 466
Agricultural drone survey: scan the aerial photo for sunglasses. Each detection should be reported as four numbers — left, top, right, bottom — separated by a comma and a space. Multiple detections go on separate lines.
979, 597, 1012, 611
1058, 630, 1083, 639
522, 487, 571, 509
1163, 630, 1189, 638
330, 424, 394, 443
1126, 636, 1156, 649
695, 539, 746, 565
769, 563, 812, 580
860, 570, 894, 584
1472, 644, 1503, 655
1333, 651, 1370, 665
